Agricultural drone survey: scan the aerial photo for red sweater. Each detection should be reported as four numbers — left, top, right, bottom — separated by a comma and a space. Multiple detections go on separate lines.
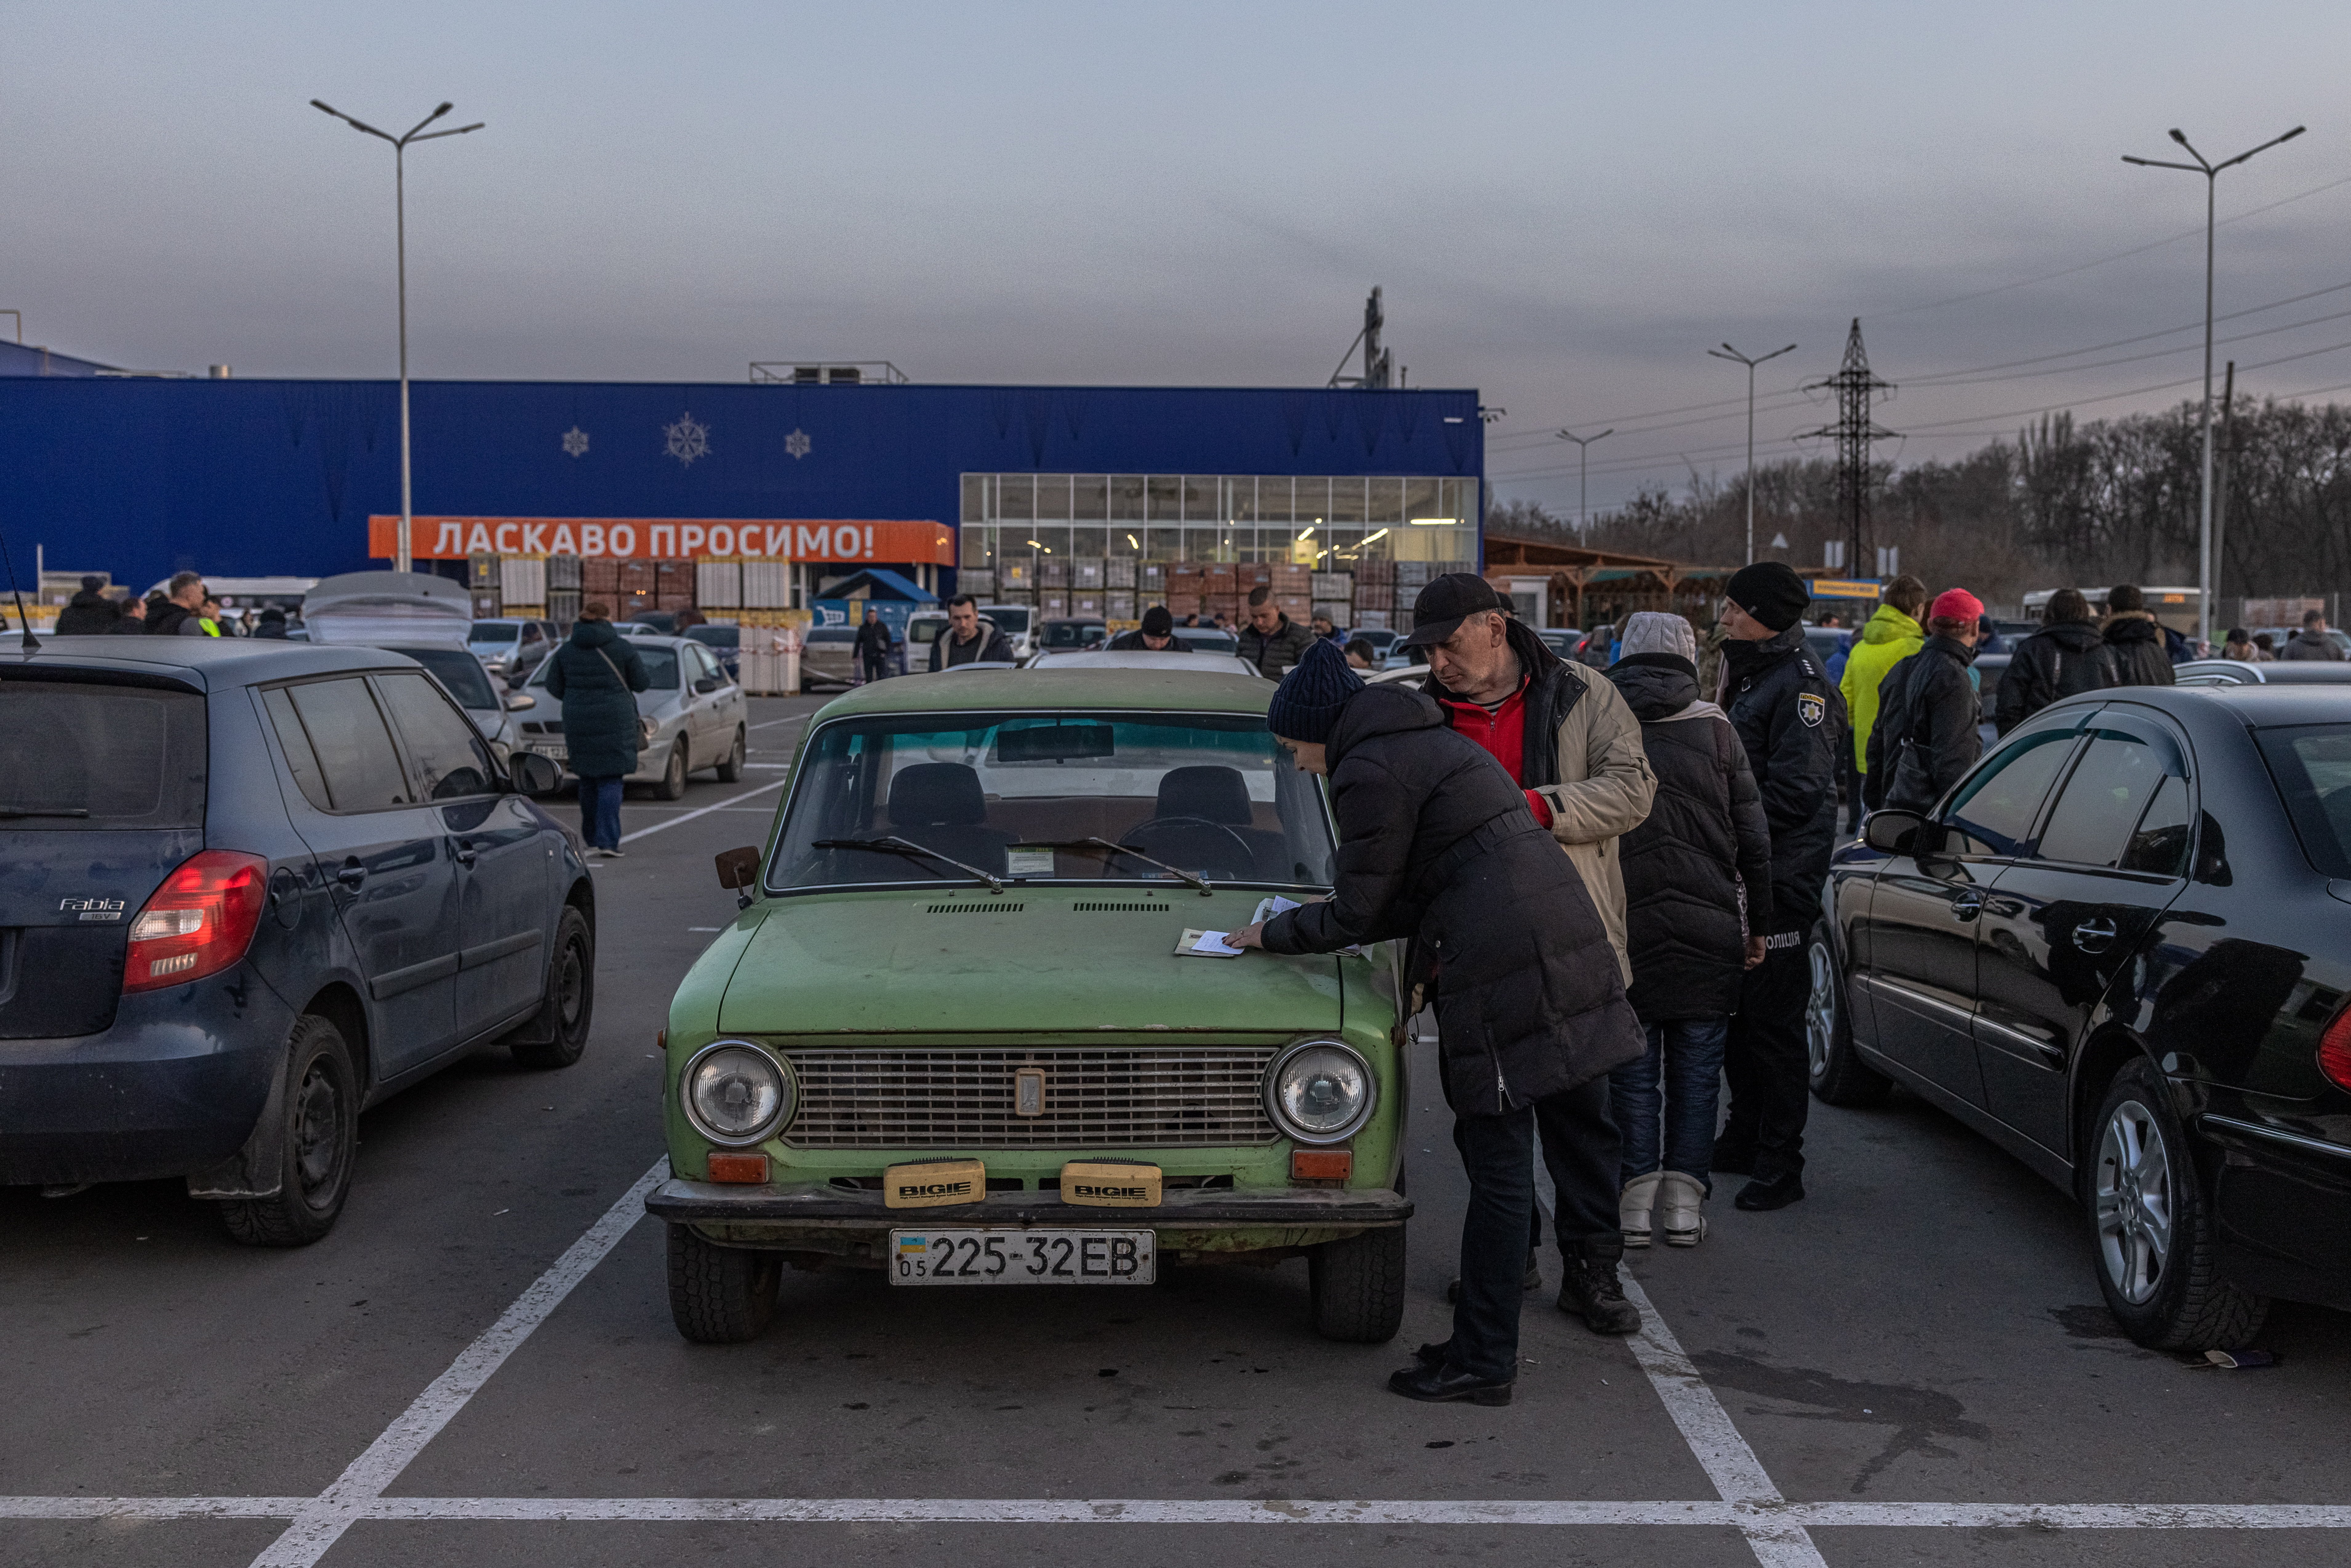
1436, 677, 1554, 828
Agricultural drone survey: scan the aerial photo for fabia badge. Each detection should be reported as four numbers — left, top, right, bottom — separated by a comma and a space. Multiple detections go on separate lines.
1798, 693, 1826, 728
60, 897, 125, 922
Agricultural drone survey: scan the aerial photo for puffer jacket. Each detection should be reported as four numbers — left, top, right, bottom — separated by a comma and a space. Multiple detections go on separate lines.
1262, 683, 1645, 1114
2281, 627, 2347, 662
1236, 613, 1318, 678
2101, 612, 2176, 687
1605, 655, 1772, 1023
1866, 634, 1983, 814
543, 619, 651, 779
54, 590, 120, 636
1723, 623, 1844, 930
1425, 616, 1656, 983
1994, 618, 2111, 733
1839, 602, 1923, 773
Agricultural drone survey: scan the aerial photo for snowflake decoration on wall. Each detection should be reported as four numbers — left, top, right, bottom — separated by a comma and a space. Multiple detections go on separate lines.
561, 426, 591, 458
664, 412, 711, 467
785, 427, 812, 460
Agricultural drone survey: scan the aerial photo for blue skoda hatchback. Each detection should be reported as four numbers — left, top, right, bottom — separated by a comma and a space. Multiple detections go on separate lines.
0, 636, 593, 1244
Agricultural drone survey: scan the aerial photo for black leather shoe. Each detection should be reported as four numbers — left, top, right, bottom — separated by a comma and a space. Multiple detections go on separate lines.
1388, 1362, 1514, 1406
1557, 1254, 1642, 1335
1735, 1172, 1806, 1211
1710, 1137, 1756, 1175
1444, 1257, 1542, 1303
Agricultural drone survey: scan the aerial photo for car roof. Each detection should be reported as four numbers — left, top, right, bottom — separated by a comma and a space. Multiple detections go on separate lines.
13, 636, 419, 691
2053, 683, 2351, 731
812, 666, 1274, 719
1027, 649, 1264, 677
2176, 659, 2351, 685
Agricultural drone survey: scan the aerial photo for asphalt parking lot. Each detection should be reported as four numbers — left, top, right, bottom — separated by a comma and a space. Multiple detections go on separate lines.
6, 693, 2350, 1568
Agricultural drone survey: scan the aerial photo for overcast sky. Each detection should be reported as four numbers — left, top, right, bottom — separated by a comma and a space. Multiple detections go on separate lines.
5, 2, 2347, 515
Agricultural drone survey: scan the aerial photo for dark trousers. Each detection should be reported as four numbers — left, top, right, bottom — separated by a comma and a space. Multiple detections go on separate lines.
577, 776, 623, 850
1612, 1017, 1729, 1191
1452, 1076, 1622, 1382
860, 654, 890, 685
1842, 750, 1865, 833
1720, 934, 1812, 1180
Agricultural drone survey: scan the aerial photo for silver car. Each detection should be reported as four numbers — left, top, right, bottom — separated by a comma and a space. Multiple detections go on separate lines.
385, 643, 536, 764
468, 616, 558, 682
516, 634, 749, 799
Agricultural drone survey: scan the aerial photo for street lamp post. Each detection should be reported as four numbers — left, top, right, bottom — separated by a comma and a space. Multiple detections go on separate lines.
312, 98, 486, 575
1554, 427, 1613, 531
2124, 123, 2303, 648
1706, 341, 1797, 566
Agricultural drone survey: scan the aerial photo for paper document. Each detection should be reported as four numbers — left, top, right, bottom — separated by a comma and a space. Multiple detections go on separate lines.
1175, 927, 1245, 958
1251, 895, 1303, 925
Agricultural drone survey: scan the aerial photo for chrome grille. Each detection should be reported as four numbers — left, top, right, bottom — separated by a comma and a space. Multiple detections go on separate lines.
781, 1046, 1279, 1149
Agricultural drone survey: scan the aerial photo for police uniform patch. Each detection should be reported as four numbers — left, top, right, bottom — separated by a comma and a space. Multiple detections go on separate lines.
1798, 693, 1826, 728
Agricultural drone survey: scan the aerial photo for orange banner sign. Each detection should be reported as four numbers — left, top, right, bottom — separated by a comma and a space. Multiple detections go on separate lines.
369, 516, 953, 564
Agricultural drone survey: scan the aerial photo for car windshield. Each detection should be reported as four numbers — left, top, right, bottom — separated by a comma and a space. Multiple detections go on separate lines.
906, 620, 945, 646
391, 647, 499, 711
687, 626, 739, 650
1042, 621, 1105, 649
770, 710, 1336, 893
983, 606, 1031, 635
2257, 723, 2351, 878
531, 644, 681, 690
1186, 629, 1239, 654
0, 678, 207, 830
469, 622, 519, 642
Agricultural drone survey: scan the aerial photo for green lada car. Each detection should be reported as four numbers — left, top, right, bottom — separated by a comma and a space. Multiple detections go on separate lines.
647, 666, 1411, 1345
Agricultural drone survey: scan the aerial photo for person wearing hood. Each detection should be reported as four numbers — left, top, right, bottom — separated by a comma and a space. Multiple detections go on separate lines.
1866, 588, 1986, 814
1838, 575, 1927, 831
2099, 584, 2176, 686
252, 605, 290, 639
54, 576, 121, 635
1713, 562, 1845, 1212
2281, 608, 2346, 662
1603, 613, 1772, 1250
1996, 587, 2112, 733
1227, 639, 1646, 1405
543, 602, 650, 858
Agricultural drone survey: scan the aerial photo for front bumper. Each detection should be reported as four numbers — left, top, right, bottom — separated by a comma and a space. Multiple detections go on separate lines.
646, 1178, 1410, 1261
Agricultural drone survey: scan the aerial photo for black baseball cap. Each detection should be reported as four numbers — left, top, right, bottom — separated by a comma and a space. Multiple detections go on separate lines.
1398, 572, 1508, 648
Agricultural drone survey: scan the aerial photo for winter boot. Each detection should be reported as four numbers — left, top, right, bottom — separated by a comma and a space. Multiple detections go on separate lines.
1618, 1172, 1662, 1250
1557, 1247, 1642, 1335
1658, 1171, 1708, 1247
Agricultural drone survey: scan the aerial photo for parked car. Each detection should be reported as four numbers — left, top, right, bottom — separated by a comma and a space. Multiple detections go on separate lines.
903, 611, 951, 673
468, 617, 558, 683
797, 625, 861, 690
1181, 626, 1242, 658
628, 610, 683, 635
0, 637, 590, 1242
649, 667, 1410, 1344
1035, 618, 1109, 655
1023, 649, 1262, 677
387, 643, 536, 765
684, 623, 742, 680
1810, 685, 2351, 1348
516, 634, 748, 798
1536, 628, 1582, 662
977, 604, 1037, 662
2179, 658, 2351, 686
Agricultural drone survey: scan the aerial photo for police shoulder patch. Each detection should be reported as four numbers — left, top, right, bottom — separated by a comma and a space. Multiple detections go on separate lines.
1798, 692, 1826, 728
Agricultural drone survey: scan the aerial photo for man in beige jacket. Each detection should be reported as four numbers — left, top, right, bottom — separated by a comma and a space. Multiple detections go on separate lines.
1404, 572, 1657, 1332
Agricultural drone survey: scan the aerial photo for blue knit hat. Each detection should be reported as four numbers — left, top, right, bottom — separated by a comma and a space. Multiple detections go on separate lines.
1265, 636, 1364, 745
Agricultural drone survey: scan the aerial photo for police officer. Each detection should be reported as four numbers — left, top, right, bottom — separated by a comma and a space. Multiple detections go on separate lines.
1710, 562, 1844, 1211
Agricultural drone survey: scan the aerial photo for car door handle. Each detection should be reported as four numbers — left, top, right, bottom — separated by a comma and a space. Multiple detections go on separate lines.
1948, 894, 1983, 922
334, 863, 368, 891
2073, 916, 2118, 953
453, 840, 478, 867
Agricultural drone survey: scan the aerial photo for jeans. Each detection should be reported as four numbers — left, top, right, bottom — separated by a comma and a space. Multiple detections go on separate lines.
1452, 1077, 1623, 1383
861, 655, 890, 685
1610, 1017, 1729, 1191
1720, 933, 1812, 1181
577, 776, 623, 850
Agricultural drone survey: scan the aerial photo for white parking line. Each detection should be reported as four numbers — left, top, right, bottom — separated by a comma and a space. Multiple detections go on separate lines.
619, 777, 791, 845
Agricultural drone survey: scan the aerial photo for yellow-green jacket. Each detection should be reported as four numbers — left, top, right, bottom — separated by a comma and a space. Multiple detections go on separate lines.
1840, 603, 1923, 771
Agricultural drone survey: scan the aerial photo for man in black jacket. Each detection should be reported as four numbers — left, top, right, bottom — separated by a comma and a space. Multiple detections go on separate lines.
1105, 604, 1192, 652
854, 607, 895, 683
1230, 640, 1645, 1405
1712, 562, 1845, 1211
54, 577, 120, 635
929, 595, 1015, 670
1996, 587, 2110, 733
1866, 588, 1985, 814
2099, 584, 2176, 687
1236, 586, 1317, 677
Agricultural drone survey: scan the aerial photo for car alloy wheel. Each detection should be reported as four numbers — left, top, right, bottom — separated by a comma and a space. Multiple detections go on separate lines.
1804, 935, 1838, 1079
2093, 1098, 2173, 1305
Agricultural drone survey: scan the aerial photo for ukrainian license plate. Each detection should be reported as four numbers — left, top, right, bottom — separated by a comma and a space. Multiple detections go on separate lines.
531, 743, 568, 764
890, 1228, 1155, 1286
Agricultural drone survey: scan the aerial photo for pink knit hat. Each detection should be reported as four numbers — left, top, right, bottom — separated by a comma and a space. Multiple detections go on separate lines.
1930, 588, 1984, 624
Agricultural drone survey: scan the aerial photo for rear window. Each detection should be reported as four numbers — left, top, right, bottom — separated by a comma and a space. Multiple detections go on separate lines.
2257, 723, 2351, 878
470, 622, 519, 642
0, 679, 206, 829
687, 626, 739, 650
392, 647, 498, 710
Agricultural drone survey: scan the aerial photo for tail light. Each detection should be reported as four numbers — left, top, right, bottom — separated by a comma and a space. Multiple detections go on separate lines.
123, 850, 270, 993
2321, 1006, 2351, 1094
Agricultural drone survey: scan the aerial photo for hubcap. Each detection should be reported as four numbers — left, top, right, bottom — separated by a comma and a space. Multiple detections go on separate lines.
669, 744, 686, 789
1804, 937, 1836, 1078
2094, 1099, 2174, 1304
292, 1057, 344, 1200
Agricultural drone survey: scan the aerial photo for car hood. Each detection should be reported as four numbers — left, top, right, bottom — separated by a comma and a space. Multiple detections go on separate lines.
715, 890, 1346, 1036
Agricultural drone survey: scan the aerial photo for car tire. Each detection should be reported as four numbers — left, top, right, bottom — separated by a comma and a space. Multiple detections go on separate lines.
714, 726, 746, 783
1806, 919, 1889, 1107
2085, 1057, 2270, 1351
667, 1223, 780, 1343
219, 1014, 358, 1248
1308, 1224, 1407, 1343
654, 738, 689, 801
510, 906, 594, 1070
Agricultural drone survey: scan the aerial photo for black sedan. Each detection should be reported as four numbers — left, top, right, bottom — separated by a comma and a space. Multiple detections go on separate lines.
1809, 685, 2351, 1349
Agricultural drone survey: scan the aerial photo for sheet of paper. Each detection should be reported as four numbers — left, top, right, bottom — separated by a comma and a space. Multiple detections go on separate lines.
1252, 895, 1303, 925
1005, 848, 1056, 878
1192, 930, 1244, 956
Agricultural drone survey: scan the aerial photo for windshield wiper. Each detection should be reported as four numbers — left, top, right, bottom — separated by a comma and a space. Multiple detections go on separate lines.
0, 806, 90, 818
812, 836, 1007, 894
1016, 837, 1213, 897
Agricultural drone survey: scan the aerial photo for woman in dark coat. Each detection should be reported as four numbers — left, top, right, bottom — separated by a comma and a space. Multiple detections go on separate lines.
1229, 639, 1645, 1406
543, 602, 649, 857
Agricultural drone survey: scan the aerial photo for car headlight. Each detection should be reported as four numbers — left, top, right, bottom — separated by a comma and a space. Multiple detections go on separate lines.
680, 1041, 793, 1146
1265, 1039, 1375, 1144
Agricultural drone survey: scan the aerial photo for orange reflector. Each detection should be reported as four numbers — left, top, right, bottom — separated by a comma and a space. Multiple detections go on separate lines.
1291, 1149, 1352, 1181
707, 1152, 769, 1184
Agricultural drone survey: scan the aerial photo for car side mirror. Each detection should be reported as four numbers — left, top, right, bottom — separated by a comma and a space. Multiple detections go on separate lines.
693, 675, 721, 694
504, 691, 536, 710
1862, 808, 1927, 856
715, 845, 762, 908
508, 750, 563, 796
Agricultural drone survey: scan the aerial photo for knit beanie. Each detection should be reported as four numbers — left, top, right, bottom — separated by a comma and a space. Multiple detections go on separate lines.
1265, 636, 1364, 745
1929, 588, 1984, 626
1617, 611, 1696, 662
1723, 562, 1811, 632
1141, 604, 1174, 636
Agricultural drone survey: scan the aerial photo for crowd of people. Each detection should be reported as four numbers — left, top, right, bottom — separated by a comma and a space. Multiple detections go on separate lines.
53, 571, 297, 639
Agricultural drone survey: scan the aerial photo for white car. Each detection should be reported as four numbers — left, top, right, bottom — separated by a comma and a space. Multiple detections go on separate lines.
977, 603, 1038, 661
516, 634, 750, 798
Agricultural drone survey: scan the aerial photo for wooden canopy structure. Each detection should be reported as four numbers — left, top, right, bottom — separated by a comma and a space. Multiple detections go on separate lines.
1481, 532, 1750, 630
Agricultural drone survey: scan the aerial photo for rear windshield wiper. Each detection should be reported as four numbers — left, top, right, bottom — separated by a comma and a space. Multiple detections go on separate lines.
1016, 837, 1213, 896
0, 806, 90, 818
812, 836, 1007, 894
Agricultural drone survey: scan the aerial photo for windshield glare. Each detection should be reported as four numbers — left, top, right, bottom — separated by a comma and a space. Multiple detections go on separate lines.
771, 710, 1335, 892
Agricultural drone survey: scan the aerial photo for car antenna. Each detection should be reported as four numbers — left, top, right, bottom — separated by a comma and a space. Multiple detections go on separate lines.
0, 526, 38, 653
